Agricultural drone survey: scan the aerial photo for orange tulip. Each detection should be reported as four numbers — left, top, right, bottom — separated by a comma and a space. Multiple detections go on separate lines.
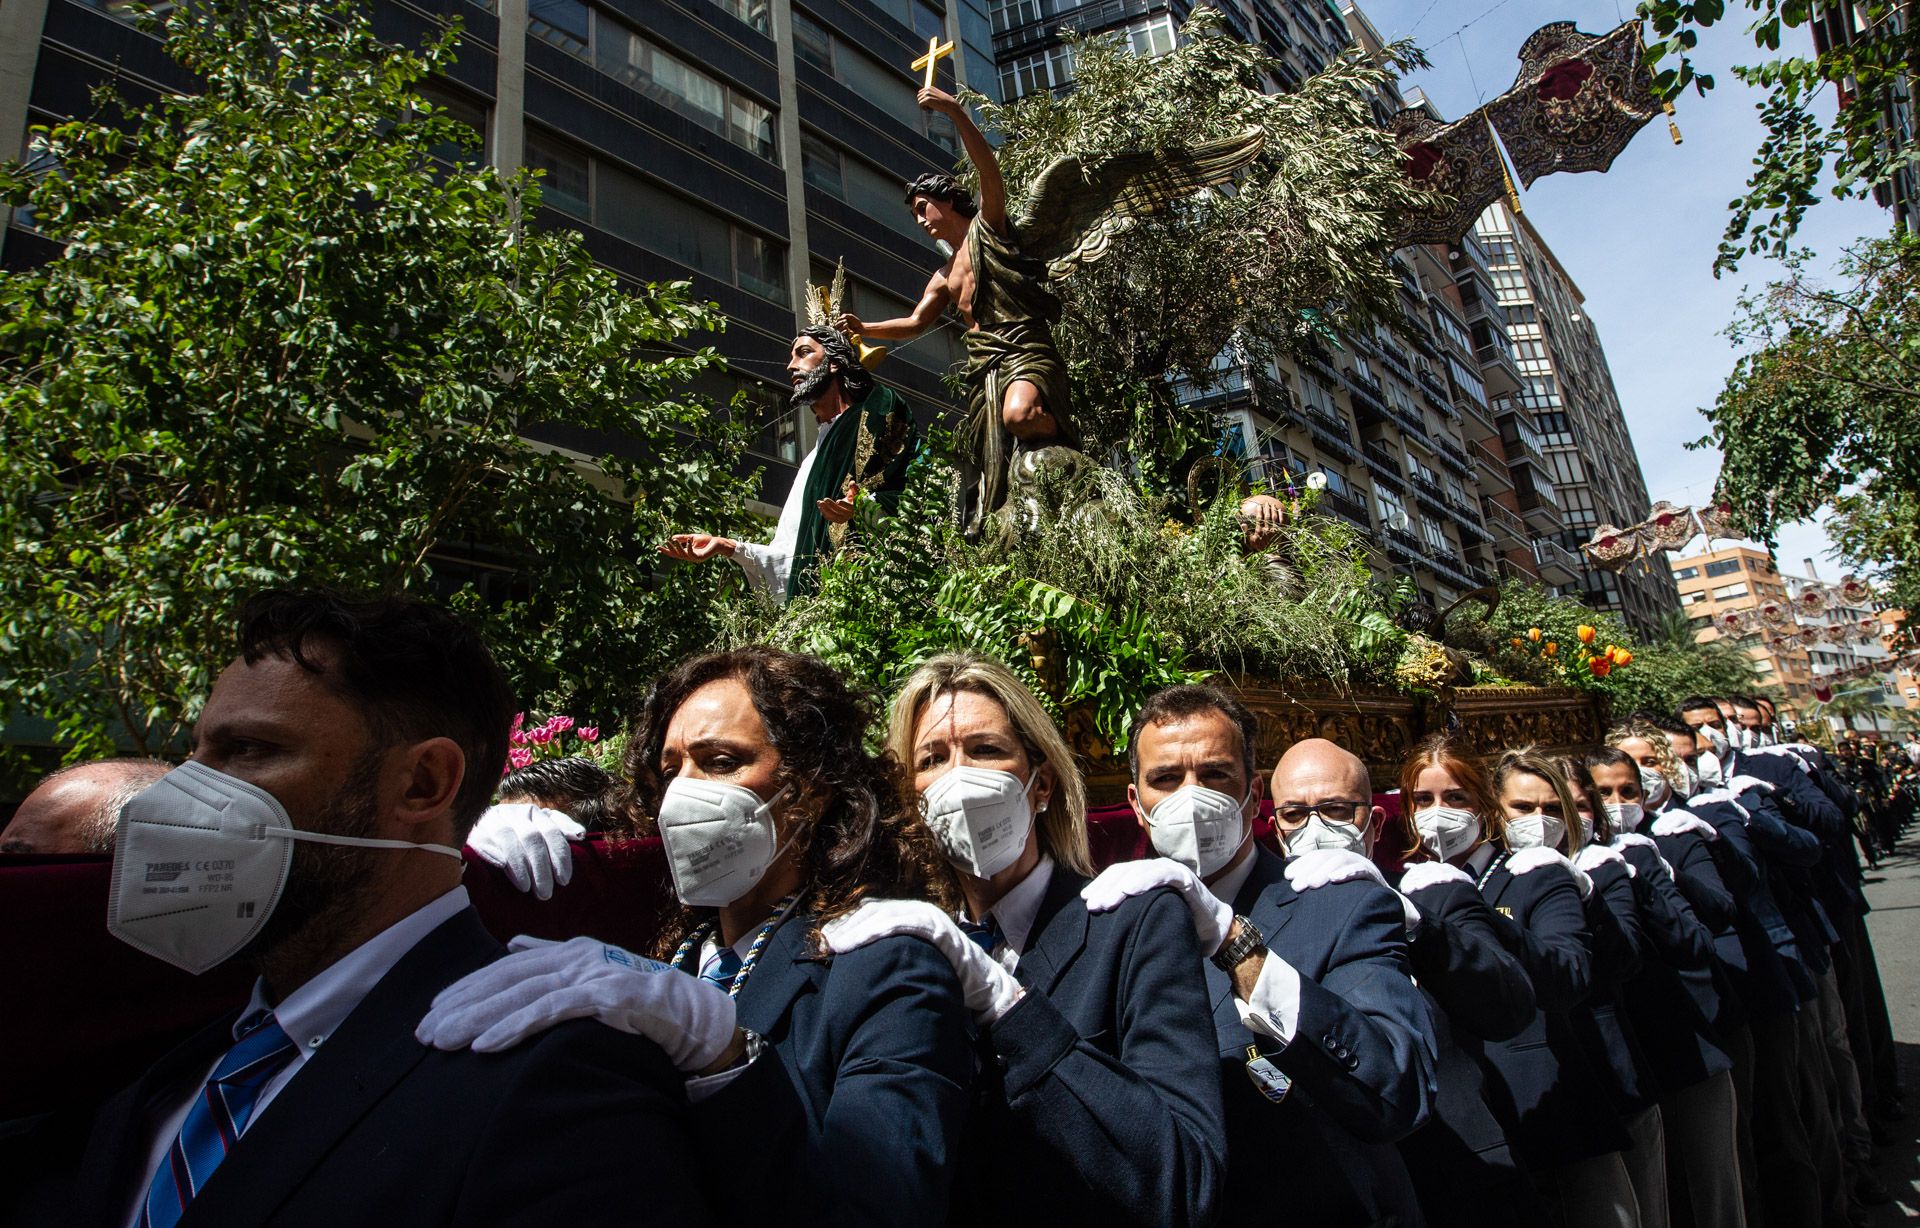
1589, 657, 1612, 678
1577, 624, 1597, 644
1544, 641, 1558, 656
1611, 648, 1632, 666
1528, 627, 1543, 642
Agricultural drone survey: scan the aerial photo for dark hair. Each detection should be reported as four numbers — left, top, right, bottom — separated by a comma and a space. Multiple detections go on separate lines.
903, 172, 977, 218
499, 756, 615, 831
1728, 694, 1763, 714
237, 590, 515, 841
1638, 712, 1693, 737
1127, 684, 1259, 785
1754, 696, 1777, 715
797, 324, 875, 405
1676, 695, 1724, 719
1583, 745, 1638, 777
1560, 756, 1611, 842
621, 646, 957, 954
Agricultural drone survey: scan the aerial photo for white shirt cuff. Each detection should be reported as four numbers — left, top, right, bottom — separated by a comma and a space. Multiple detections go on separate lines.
1233, 952, 1302, 1045
684, 1056, 753, 1103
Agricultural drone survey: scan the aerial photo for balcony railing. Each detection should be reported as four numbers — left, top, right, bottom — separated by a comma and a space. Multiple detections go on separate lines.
1480, 498, 1528, 541
1433, 434, 1474, 474
1316, 488, 1371, 526
1361, 441, 1404, 484
1533, 538, 1582, 579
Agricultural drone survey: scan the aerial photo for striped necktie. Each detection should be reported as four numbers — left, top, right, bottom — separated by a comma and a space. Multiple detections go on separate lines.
960, 915, 1005, 955
141, 1011, 298, 1228
700, 945, 744, 991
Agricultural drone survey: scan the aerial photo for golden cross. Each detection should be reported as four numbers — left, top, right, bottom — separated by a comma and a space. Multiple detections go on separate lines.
911, 35, 955, 90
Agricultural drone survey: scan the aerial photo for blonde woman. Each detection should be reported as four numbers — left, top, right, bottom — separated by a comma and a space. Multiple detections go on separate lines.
822, 652, 1226, 1228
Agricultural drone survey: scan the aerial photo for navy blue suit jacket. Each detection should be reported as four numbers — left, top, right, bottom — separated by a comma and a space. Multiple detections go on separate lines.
1649, 824, 1746, 1032
1686, 793, 1803, 1019
1392, 875, 1539, 1213
1207, 846, 1434, 1226
709, 915, 975, 1224
1571, 859, 1659, 1117
1477, 852, 1631, 1168
955, 867, 1225, 1228
50, 909, 714, 1228
1613, 841, 1732, 1095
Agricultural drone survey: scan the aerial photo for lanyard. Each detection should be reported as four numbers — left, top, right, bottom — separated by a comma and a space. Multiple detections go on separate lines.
669, 892, 803, 1000
1473, 848, 1511, 892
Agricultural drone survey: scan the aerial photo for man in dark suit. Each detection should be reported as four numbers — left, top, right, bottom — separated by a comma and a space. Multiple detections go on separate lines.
1084, 687, 1436, 1225
8, 591, 715, 1227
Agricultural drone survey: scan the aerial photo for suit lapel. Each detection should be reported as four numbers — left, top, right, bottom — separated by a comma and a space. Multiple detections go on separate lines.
733, 915, 820, 1038
177, 909, 504, 1226
72, 1014, 242, 1225
1016, 868, 1090, 994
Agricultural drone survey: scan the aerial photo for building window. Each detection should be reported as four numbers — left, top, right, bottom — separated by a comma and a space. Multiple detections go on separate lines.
1320, 467, 1352, 498
989, 0, 1046, 33
913, 0, 946, 41
1705, 558, 1743, 578
593, 159, 788, 303
1376, 487, 1407, 526
1422, 517, 1449, 553
1711, 582, 1749, 601
1123, 15, 1178, 57
526, 130, 591, 218
734, 229, 788, 301
413, 81, 490, 165
529, 0, 590, 57
596, 20, 777, 161
999, 45, 1074, 99
801, 132, 845, 198
1674, 566, 1699, 580
713, 0, 772, 34
792, 9, 834, 73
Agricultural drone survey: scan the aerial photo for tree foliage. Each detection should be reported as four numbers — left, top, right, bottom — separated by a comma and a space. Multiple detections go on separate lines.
1640, 0, 1919, 271
0, 0, 756, 759
1699, 232, 1920, 608
968, 11, 1439, 473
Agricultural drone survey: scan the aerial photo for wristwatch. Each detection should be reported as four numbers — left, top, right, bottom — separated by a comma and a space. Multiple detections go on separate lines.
1210, 915, 1266, 973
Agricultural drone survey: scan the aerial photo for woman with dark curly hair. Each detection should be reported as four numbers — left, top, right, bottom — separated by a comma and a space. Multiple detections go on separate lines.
418, 646, 976, 1224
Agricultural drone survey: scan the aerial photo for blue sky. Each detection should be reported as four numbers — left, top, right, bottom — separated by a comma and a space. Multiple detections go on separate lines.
1356, 0, 1894, 583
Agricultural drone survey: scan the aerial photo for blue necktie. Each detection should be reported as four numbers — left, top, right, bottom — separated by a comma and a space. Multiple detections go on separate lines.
960, 915, 1005, 955
700, 945, 744, 991
142, 1011, 298, 1228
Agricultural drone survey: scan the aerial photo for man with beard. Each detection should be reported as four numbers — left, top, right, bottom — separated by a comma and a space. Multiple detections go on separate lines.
660, 326, 915, 603
23, 591, 716, 1226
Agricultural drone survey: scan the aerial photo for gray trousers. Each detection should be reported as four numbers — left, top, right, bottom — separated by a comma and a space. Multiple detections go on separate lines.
1534, 1149, 1642, 1228
1663, 1070, 1746, 1228
1815, 962, 1874, 1169
1622, 1104, 1669, 1228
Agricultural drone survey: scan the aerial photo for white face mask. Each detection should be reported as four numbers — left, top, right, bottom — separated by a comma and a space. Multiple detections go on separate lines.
1143, 784, 1249, 877
1696, 751, 1724, 788
1504, 813, 1566, 851
1638, 766, 1671, 809
923, 765, 1037, 880
656, 776, 792, 908
1282, 812, 1370, 858
1676, 763, 1699, 798
1411, 805, 1481, 862
1700, 724, 1730, 757
1575, 811, 1594, 843
1605, 800, 1645, 832
108, 760, 462, 975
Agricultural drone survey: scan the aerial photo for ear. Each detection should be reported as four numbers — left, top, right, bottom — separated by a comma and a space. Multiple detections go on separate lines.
387, 737, 466, 836
1032, 761, 1056, 814
1127, 782, 1147, 831
1366, 805, 1386, 833
1249, 772, 1267, 806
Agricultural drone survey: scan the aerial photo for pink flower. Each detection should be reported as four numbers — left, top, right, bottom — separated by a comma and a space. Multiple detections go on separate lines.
577, 726, 599, 743
508, 729, 528, 747
548, 715, 575, 734
510, 712, 525, 732
506, 747, 534, 771
529, 727, 553, 745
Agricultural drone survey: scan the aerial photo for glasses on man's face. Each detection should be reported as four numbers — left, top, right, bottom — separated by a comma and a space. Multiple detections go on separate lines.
1273, 800, 1367, 828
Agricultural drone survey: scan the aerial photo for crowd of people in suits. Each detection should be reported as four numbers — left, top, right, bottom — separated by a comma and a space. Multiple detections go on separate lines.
0, 587, 1906, 1227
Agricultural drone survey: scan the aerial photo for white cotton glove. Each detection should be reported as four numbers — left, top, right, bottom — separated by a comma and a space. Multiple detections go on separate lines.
1728, 773, 1775, 796
1610, 832, 1676, 882
415, 935, 735, 1071
1399, 861, 1473, 895
819, 899, 1023, 1025
1507, 846, 1593, 900
1652, 811, 1719, 842
1081, 857, 1234, 957
466, 803, 583, 901
1573, 842, 1636, 879
1285, 848, 1386, 892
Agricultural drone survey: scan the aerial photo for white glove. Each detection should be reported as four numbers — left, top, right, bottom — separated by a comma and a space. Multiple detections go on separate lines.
1728, 773, 1775, 795
415, 935, 735, 1071
1573, 842, 1636, 879
1398, 861, 1473, 895
1652, 811, 1720, 842
1610, 833, 1676, 882
466, 803, 583, 900
820, 899, 1023, 1025
1285, 848, 1386, 891
1081, 857, 1233, 957
1507, 846, 1593, 899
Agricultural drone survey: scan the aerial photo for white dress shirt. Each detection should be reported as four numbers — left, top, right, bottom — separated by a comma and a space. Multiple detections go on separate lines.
681, 926, 769, 1103
731, 408, 847, 603
969, 855, 1055, 973
1212, 847, 1304, 1046
126, 885, 471, 1228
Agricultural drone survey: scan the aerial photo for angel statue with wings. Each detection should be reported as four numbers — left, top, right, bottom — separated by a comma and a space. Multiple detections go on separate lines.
836, 85, 1262, 537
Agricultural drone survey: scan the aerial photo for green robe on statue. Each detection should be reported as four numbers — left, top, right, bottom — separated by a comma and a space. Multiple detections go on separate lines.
785, 383, 917, 601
